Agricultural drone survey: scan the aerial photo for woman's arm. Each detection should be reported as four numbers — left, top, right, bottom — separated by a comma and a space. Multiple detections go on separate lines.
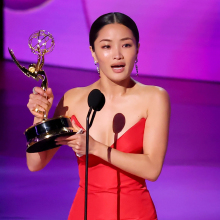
56, 88, 170, 181
94, 88, 170, 181
26, 88, 68, 172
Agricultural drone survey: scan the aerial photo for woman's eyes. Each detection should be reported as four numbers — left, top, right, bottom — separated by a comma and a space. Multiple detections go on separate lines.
102, 45, 110, 49
123, 43, 132, 48
101, 44, 132, 49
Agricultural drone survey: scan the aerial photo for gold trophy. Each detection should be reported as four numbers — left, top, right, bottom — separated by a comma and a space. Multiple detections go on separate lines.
8, 30, 75, 153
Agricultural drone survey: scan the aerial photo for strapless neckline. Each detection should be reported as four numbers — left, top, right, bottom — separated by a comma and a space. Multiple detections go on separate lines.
68, 115, 158, 219
71, 115, 146, 147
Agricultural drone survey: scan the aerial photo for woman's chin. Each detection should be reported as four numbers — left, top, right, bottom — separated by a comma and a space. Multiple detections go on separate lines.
105, 74, 131, 85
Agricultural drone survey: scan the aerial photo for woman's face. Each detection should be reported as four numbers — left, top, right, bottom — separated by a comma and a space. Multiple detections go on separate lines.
90, 23, 139, 82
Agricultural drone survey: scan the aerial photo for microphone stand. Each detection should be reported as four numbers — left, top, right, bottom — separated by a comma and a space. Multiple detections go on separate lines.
84, 108, 96, 220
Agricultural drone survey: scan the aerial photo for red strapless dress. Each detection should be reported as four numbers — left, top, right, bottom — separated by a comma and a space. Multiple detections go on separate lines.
68, 115, 157, 220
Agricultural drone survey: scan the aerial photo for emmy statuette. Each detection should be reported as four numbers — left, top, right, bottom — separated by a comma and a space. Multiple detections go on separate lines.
8, 30, 75, 153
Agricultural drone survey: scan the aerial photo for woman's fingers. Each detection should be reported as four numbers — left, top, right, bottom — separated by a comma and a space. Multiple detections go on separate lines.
33, 87, 54, 104
29, 93, 49, 105
55, 133, 86, 155
46, 88, 54, 104
32, 111, 44, 118
56, 133, 80, 142
28, 96, 49, 110
33, 87, 45, 96
27, 99, 49, 118
27, 87, 54, 118
55, 139, 82, 153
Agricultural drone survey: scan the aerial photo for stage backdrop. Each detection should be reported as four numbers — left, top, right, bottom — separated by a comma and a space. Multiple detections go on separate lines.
4, 0, 220, 82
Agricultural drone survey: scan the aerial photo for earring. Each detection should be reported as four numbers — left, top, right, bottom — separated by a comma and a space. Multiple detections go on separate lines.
94, 61, 100, 75
135, 59, 138, 76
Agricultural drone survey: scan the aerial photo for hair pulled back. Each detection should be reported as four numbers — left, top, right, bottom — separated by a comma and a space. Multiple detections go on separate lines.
89, 12, 139, 51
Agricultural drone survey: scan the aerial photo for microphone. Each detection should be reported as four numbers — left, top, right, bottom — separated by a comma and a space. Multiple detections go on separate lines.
84, 89, 105, 220
88, 89, 105, 128
88, 89, 105, 111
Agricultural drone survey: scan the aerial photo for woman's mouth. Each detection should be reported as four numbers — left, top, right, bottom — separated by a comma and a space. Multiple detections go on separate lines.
111, 64, 125, 73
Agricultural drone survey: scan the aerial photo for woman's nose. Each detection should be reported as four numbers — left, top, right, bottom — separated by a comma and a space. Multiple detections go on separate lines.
112, 47, 123, 60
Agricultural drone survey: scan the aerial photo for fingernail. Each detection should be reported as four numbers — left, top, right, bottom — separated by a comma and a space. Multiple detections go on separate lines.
33, 87, 37, 94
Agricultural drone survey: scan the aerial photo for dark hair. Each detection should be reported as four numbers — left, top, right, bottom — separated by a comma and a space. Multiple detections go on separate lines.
89, 12, 139, 51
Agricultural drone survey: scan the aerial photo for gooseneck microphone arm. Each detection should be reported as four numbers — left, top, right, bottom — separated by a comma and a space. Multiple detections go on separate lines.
84, 107, 92, 220
89, 111, 97, 129
84, 89, 105, 220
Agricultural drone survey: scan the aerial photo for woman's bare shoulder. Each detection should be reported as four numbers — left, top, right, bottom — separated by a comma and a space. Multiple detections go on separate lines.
133, 82, 170, 121
135, 82, 169, 100
63, 84, 96, 103
54, 84, 96, 118
134, 82, 170, 112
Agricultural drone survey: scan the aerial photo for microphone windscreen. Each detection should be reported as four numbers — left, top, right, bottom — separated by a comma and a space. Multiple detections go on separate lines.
88, 89, 105, 111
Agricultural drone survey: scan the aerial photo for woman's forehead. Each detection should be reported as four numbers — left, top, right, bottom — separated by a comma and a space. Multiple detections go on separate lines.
96, 23, 135, 41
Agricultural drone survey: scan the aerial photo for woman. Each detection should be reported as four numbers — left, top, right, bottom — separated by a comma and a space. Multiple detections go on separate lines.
27, 12, 170, 220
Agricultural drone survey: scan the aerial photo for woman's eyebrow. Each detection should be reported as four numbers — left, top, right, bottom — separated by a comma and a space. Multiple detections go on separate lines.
120, 37, 133, 41
99, 37, 133, 43
99, 39, 111, 42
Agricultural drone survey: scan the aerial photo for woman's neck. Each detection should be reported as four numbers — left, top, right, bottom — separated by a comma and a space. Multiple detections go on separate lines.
96, 75, 135, 99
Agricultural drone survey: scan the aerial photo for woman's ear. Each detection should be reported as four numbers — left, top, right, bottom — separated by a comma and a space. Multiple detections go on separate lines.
136, 43, 140, 55
89, 46, 98, 62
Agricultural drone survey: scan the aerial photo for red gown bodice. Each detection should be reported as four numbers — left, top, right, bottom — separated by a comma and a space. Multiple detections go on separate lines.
68, 115, 157, 220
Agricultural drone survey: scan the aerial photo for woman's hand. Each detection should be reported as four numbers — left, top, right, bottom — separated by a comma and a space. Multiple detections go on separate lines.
27, 87, 54, 121
55, 121, 97, 156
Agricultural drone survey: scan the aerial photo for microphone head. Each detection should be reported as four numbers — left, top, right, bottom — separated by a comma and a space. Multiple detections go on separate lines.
88, 89, 105, 111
